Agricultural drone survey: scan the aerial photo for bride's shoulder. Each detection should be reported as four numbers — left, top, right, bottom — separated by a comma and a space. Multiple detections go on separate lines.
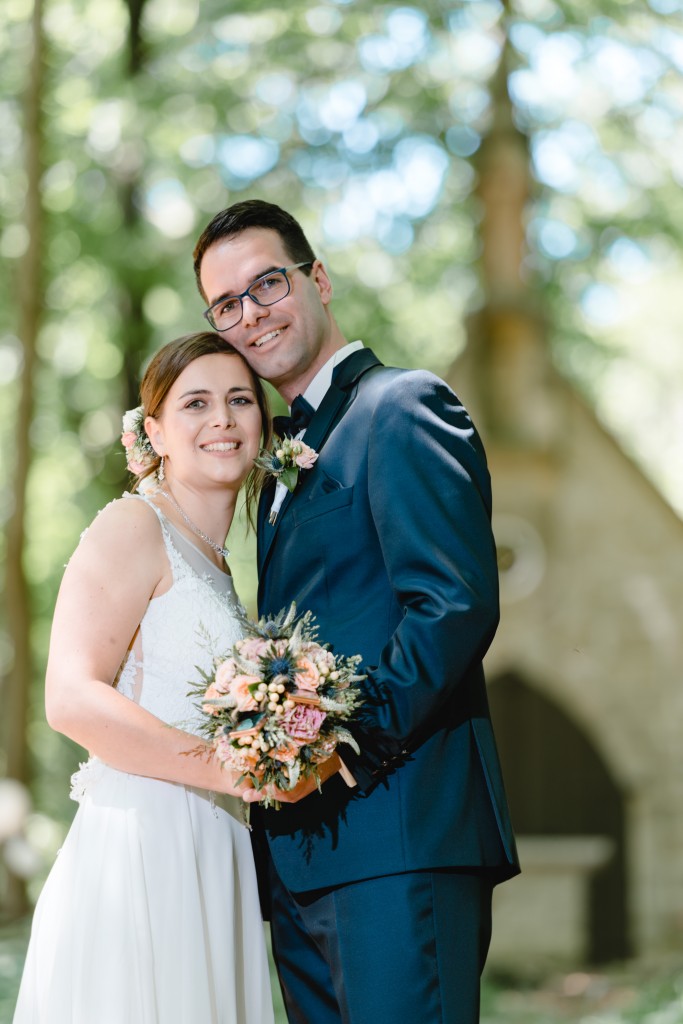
75, 493, 164, 560
61, 492, 168, 611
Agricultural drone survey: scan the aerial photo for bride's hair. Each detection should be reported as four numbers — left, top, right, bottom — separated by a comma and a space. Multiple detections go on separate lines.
134, 332, 272, 525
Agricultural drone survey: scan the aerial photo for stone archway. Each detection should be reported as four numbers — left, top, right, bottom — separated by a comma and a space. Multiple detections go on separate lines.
489, 672, 630, 964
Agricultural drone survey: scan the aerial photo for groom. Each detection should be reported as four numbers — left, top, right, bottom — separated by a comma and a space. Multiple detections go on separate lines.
193, 200, 519, 1024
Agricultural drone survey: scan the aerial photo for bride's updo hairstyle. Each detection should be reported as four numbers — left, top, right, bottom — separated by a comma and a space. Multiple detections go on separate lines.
134, 332, 272, 523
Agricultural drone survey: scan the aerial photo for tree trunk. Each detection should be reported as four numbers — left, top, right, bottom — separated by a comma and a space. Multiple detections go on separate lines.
118, 0, 153, 411
2, 0, 45, 919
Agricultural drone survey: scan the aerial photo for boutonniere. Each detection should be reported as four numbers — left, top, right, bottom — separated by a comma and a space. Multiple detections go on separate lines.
255, 437, 319, 520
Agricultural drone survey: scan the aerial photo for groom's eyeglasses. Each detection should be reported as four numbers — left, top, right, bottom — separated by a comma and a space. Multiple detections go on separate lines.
203, 262, 314, 333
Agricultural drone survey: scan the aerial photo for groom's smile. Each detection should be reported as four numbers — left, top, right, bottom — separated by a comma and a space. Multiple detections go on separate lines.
252, 326, 286, 350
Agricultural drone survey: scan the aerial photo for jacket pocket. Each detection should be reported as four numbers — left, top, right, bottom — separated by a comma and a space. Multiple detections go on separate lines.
291, 485, 354, 526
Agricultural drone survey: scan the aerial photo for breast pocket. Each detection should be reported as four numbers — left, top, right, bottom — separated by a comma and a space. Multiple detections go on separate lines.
291, 485, 354, 527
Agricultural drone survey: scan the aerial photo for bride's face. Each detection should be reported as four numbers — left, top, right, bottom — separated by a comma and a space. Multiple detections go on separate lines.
146, 352, 262, 493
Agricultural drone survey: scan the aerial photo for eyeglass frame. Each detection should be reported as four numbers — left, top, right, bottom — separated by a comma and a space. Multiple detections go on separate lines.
202, 261, 314, 333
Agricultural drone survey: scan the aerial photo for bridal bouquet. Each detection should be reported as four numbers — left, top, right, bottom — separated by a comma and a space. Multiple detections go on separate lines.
193, 604, 365, 808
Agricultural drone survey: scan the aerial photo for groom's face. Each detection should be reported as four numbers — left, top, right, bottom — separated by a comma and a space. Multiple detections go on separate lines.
199, 227, 336, 402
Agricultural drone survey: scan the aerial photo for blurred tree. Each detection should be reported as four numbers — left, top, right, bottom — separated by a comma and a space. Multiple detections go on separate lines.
2, 0, 44, 919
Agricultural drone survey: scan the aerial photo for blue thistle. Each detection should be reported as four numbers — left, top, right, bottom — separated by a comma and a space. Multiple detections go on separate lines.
269, 656, 292, 677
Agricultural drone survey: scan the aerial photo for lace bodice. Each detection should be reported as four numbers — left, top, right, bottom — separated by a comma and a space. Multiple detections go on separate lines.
114, 493, 245, 735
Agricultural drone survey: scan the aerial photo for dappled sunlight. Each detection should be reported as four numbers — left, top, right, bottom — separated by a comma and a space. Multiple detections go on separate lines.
144, 178, 196, 237
216, 135, 280, 186
358, 7, 430, 72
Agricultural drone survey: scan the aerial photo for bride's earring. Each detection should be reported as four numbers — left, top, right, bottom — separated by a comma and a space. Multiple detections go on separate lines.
157, 456, 165, 483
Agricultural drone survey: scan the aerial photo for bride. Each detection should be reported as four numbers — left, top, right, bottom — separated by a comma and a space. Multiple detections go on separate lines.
14, 332, 275, 1023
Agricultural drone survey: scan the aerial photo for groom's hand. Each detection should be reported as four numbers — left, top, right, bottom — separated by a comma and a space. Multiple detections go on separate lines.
242, 753, 342, 805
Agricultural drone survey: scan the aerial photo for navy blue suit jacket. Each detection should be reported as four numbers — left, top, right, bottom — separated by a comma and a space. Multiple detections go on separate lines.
253, 349, 519, 894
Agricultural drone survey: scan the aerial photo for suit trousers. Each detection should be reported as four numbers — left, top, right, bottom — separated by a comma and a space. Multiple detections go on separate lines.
268, 851, 494, 1024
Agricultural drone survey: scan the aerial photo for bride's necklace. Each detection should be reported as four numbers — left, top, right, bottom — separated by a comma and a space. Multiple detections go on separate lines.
159, 489, 230, 560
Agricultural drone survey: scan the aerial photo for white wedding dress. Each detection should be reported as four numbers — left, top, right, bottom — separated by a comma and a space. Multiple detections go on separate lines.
14, 495, 274, 1024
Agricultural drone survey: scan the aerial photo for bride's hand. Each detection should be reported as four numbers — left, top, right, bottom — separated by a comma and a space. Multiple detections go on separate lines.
209, 754, 265, 802
242, 753, 342, 805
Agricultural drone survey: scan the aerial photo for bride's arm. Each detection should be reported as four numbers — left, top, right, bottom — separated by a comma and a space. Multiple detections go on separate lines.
44, 498, 244, 797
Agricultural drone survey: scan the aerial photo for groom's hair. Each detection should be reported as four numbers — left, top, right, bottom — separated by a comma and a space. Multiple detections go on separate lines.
192, 200, 316, 299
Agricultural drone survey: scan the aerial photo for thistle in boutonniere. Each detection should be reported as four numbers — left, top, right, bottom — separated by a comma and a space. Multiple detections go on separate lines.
255, 437, 319, 495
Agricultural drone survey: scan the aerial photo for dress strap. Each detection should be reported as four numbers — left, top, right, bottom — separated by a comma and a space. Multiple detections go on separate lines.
123, 492, 187, 582
123, 492, 239, 601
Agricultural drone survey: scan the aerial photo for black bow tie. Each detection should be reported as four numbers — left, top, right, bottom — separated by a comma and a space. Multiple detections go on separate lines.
273, 394, 315, 439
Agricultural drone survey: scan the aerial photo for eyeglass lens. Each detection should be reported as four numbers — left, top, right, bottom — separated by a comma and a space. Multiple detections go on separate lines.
210, 270, 290, 330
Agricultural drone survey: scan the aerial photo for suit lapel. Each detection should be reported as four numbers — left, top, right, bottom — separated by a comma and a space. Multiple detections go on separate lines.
330, 346, 381, 391
257, 348, 382, 571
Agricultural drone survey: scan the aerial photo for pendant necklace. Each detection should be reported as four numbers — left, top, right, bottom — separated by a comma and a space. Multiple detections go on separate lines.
160, 489, 230, 560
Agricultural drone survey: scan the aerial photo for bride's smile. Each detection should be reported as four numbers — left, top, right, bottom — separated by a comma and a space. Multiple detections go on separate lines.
146, 351, 263, 493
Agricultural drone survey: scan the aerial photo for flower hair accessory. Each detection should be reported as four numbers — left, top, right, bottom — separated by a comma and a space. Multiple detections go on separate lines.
255, 437, 318, 498
121, 405, 157, 476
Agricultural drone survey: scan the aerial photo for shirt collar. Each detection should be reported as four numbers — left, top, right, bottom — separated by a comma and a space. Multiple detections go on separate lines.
299, 340, 364, 412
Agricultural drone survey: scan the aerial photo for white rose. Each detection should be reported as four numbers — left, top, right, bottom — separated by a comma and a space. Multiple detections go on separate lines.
122, 406, 143, 432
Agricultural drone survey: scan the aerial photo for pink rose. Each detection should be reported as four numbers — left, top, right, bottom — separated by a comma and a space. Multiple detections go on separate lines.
202, 681, 230, 716
215, 658, 237, 689
236, 637, 269, 662
301, 640, 322, 655
313, 648, 336, 672
272, 739, 302, 763
301, 642, 334, 670
294, 657, 320, 691
202, 659, 238, 714
283, 705, 327, 743
216, 737, 261, 771
127, 459, 148, 475
294, 443, 318, 470
228, 674, 260, 712
121, 431, 137, 450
